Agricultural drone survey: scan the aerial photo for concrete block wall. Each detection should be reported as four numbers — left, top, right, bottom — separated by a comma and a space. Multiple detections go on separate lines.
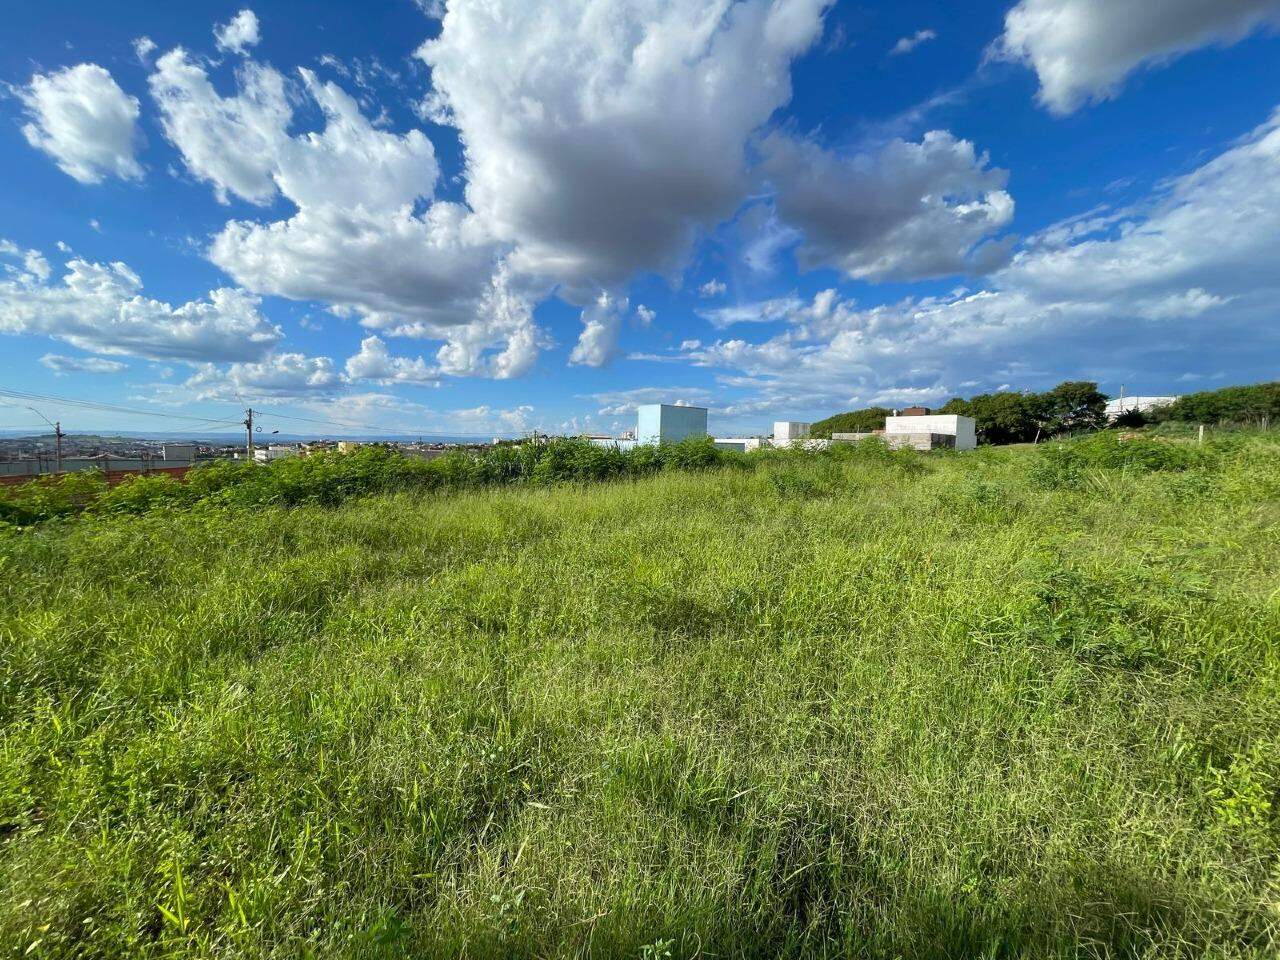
885, 432, 956, 451
713, 438, 762, 453
884, 414, 976, 450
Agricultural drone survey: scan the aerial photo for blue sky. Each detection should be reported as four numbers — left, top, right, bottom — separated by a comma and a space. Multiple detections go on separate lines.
2, 0, 1278, 438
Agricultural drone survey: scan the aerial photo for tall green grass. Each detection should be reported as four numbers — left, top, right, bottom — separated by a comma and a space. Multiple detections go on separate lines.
0, 438, 743, 527
1, 435, 1278, 957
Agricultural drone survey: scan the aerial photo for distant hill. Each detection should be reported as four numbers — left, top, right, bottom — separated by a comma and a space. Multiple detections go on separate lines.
809, 407, 890, 437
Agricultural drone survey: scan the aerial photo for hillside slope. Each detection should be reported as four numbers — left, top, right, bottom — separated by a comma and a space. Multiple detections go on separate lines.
2, 436, 1279, 958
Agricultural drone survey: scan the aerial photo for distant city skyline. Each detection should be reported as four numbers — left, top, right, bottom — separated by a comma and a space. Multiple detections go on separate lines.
2, 0, 1279, 438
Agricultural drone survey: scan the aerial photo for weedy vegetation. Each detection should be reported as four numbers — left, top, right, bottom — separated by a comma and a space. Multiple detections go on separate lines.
1, 432, 1278, 957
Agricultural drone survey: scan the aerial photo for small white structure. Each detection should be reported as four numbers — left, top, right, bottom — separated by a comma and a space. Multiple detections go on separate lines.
587, 437, 639, 451
254, 444, 298, 463
773, 421, 811, 443
636, 404, 708, 445
1105, 396, 1177, 420
713, 437, 763, 453
884, 414, 976, 451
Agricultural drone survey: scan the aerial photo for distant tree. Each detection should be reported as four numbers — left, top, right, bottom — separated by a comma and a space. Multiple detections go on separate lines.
811, 379, 1276, 449
1111, 408, 1147, 428
939, 392, 1041, 445
1166, 382, 1280, 426
1039, 381, 1107, 436
810, 407, 891, 438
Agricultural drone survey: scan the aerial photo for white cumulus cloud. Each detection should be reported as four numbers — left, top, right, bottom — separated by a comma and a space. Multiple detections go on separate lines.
151, 46, 542, 379
659, 104, 1280, 414
185, 352, 341, 400
0, 248, 282, 363
150, 49, 291, 204
18, 64, 143, 184
291, 392, 536, 435
570, 292, 629, 367
418, 0, 832, 293
214, 9, 261, 56
40, 354, 128, 375
998, 0, 1280, 114
344, 336, 438, 385
761, 129, 1015, 282
590, 385, 715, 417
133, 36, 158, 64
890, 29, 937, 56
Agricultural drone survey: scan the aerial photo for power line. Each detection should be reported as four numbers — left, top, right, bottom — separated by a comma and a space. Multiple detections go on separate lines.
0, 387, 241, 427
250, 405, 492, 438
249, 407, 370, 430
1, 388, 490, 440
0, 387, 234, 424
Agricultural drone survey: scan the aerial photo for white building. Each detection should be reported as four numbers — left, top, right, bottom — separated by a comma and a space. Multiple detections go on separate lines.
884, 414, 977, 451
712, 437, 763, 453
1105, 396, 1178, 419
636, 404, 708, 445
773, 421, 811, 443
254, 445, 298, 463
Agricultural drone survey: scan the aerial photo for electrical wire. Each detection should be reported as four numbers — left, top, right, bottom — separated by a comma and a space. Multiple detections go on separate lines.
1, 388, 491, 440
248, 407, 372, 430
0, 387, 242, 427
251, 406, 491, 438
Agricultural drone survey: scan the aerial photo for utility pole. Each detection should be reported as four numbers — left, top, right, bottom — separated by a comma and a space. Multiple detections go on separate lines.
25, 405, 63, 473
244, 407, 255, 459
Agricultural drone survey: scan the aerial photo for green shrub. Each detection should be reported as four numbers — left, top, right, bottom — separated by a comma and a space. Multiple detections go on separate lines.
0, 470, 106, 524
1031, 431, 1213, 489
1162, 381, 1280, 426
91, 474, 195, 515
0, 434, 929, 529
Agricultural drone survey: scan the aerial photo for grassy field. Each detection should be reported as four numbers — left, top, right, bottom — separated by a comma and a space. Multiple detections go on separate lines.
2, 436, 1279, 958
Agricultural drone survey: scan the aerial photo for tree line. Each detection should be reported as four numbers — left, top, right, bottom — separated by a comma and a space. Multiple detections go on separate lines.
811, 380, 1279, 445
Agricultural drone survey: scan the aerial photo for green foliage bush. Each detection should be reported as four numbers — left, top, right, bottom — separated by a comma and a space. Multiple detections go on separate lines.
90, 474, 196, 515
0, 470, 106, 525
1031, 431, 1217, 489
1158, 381, 1280, 426
940, 380, 1108, 444
939, 391, 1043, 444
0, 437, 756, 527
